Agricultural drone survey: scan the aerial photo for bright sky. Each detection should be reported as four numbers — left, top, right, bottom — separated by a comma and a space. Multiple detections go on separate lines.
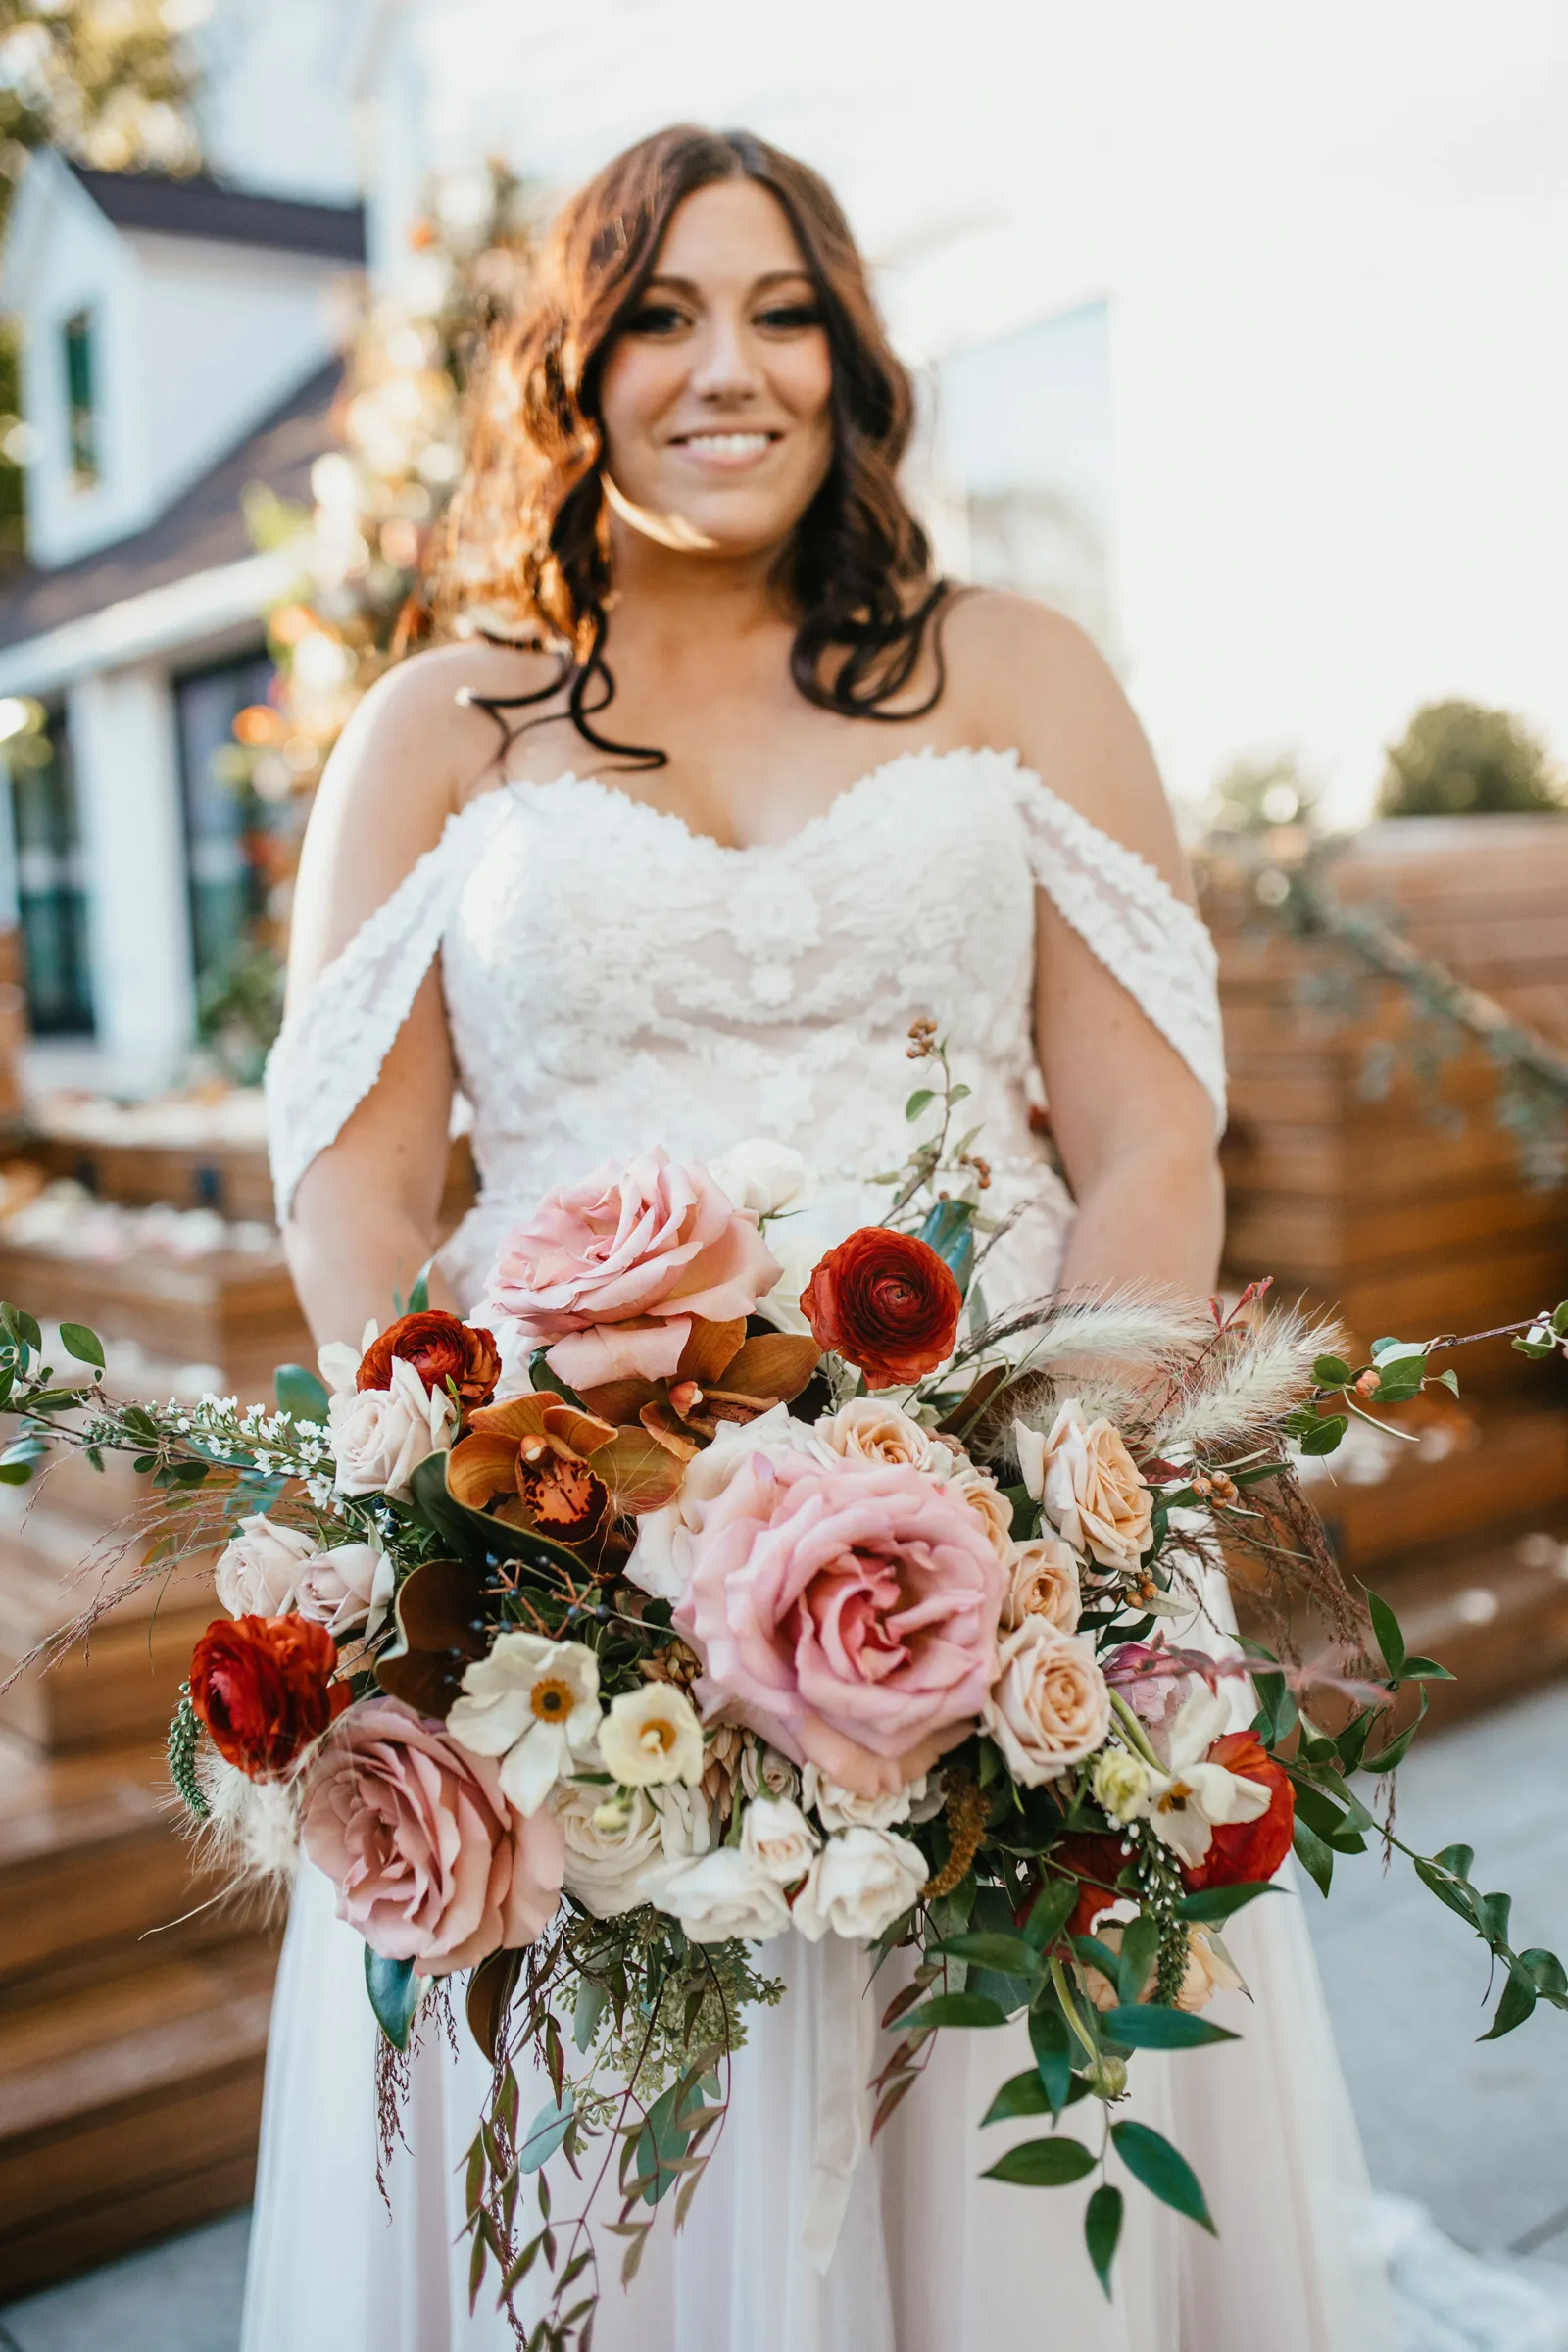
406, 0, 1568, 817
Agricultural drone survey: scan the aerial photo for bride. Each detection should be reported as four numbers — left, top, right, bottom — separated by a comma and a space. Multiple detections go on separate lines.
246, 123, 1395, 2351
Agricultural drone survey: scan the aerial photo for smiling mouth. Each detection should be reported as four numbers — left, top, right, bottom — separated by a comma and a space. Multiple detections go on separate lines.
669, 430, 780, 465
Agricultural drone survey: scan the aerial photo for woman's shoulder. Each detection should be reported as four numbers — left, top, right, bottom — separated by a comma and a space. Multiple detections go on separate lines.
344, 637, 566, 802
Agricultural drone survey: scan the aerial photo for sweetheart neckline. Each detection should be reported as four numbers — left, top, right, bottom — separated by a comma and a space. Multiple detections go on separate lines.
492, 741, 1023, 860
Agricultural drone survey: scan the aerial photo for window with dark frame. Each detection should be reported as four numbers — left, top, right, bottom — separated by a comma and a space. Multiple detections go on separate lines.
62, 310, 98, 488
9, 710, 94, 1037
174, 651, 282, 994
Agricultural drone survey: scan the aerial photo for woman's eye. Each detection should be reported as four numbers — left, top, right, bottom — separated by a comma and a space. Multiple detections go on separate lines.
756, 302, 822, 332
625, 304, 689, 336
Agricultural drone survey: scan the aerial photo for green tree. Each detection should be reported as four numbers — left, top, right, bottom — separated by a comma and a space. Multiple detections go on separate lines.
1377, 699, 1565, 819
0, 2, 201, 559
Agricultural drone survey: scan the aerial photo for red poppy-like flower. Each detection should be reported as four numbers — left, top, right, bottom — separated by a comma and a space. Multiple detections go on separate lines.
1052, 1832, 1136, 1938
358, 1311, 500, 1412
189, 1614, 348, 1779
1182, 1731, 1295, 1890
801, 1228, 962, 1390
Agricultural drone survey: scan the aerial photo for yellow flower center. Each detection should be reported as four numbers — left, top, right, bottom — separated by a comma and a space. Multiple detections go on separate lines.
1158, 1779, 1194, 1815
640, 1716, 678, 1754
530, 1678, 575, 1722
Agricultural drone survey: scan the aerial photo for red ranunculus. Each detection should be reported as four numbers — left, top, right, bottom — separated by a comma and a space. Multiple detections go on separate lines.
358, 1310, 500, 1412
189, 1614, 348, 1778
801, 1228, 961, 1390
1183, 1731, 1295, 1890
1052, 1831, 1135, 1937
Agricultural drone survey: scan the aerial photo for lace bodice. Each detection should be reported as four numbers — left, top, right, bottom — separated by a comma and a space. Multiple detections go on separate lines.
265, 746, 1226, 1311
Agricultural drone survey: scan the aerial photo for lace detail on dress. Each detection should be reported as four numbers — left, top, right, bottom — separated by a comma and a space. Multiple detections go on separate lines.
264, 794, 504, 1220
1007, 764, 1228, 1133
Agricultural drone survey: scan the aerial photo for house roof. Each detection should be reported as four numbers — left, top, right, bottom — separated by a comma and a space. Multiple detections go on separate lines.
0, 359, 340, 656
67, 164, 367, 263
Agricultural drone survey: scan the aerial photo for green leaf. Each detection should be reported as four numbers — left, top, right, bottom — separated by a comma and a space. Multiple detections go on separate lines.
1364, 1590, 1407, 1680
1311, 1354, 1353, 1388
527, 1348, 586, 1409
1116, 1914, 1160, 2007
982, 2068, 1052, 2126
1361, 1691, 1428, 1774
905, 1088, 935, 1121
1400, 1656, 1455, 1681
1, 1302, 41, 1351
983, 2136, 1097, 2187
633, 2076, 708, 2206
933, 1932, 1044, 1980
1479, 1964, 1538, 2041
1437, 1842, 1476, 1879
1110, 2120, 1214, 2231
0, 1457, 35, 1485
1413, 1858, 1480, 1927
903, 1992, 1010, 2032
517, 2095, 573, 2173
1085, 2182, 1123, 2297
1292, 1818, 1335, 1896
1372, 1360, 1426, 1403
1175, 1882, 1281, 1924
918, 1197, 975, 1291
1298, 1414, 1348, 1456
573, 1979, 607, 2053
1522, 1947, 1568, 2003
1433, 1368, 1461, 1396
365, 1947, 420, 2050
1102, 2005, 1239, 2050
1552, 1300, 1568, 1336
58, 1321, 105, 1371
408, 1261, 432, 1315
274, 1363, 330, 1426
1023, 1877, 1078, 1953
1029, 2002, 1072, 2114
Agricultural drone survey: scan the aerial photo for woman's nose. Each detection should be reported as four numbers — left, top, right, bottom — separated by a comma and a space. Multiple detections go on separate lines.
688, 310, 761, 403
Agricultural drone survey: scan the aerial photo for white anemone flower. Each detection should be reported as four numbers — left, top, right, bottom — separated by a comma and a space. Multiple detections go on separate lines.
447, 1630, 602, 1815
1132, 1687, 1272, 1868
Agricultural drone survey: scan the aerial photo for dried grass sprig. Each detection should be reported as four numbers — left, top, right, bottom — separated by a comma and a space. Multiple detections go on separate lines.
1149, 1303, 1343, 1454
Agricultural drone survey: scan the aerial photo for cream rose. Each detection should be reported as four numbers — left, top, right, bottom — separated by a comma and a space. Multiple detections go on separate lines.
660, 1847, 793, 1943
1016, 1401, 1152, 1573
984, 1621, 1111, 1787
740, 1795, 819, 1886
330, 1355, 456, 1501
626, 1401, 820, 1603
739, 1740, 801, 1804
1175, 1925, 1247, 2012
948, 1465, 1016, 1563
801, 1761, 928, 1833
792, 1824, 928, 1941
1003, 1532, 1082, 1635
812, 1397, 956, 1477
214, 1514, 317, 1617
708, 1139, 815, 1219
295, 1542, 394, 1642
553, 1774, 710, 1919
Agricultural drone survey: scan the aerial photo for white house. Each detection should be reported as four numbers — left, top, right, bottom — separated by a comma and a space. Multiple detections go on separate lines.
0, 153, 364, 1085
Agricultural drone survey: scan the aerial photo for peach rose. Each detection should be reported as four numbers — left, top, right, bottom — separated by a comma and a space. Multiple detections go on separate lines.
812, 1397, 956, 1476
1016, 1401, 1153, 1573
676, 1451, 1005, 1798
1002, 1532, 1082, 1634
481, 1147, 781, 1389
948, 1465, 1016, 1563
983, 1620, 1110, 1787
299, 1697, 564, 1975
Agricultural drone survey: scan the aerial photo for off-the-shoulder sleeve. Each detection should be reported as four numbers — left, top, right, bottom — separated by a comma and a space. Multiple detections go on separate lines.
264, 795, 504, 1222
1009, 764, 1227, 1133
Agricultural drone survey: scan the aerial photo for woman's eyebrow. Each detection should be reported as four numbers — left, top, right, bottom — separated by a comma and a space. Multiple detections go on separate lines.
638, 268, 815, 297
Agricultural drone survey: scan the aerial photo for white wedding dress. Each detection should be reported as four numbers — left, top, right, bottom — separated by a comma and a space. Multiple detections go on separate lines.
247, 744, 1396, 2352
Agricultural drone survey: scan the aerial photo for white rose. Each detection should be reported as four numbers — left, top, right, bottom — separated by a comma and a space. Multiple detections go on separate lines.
215, 1514, 318, 1617
329, 1354, 457, 1500
295, 1541, 395, 1641
708, 1139, 815, 1220
740, 1796, 819, 1886
739, 1740, 801, 1803
750, 1223, 822, 1339
626, 1401, 819, 1601
553, 1773, 710, 1919
801, 1761, 926, 1833
317, 1317, 379, 1397
792, 1825, 928, 1942
598, 1683, 706, 1789
660, 1847, 793, 1943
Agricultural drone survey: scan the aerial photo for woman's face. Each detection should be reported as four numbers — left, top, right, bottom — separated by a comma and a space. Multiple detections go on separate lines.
597, 177, 835, 561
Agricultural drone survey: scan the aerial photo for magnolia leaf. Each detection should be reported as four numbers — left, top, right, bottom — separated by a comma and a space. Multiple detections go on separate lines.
274, 1362, 329, 1426
718, 1332, 821, 1402
366, 1947, 421, 2050
466, 1946, 523, 2063
375, 1554, 494, 1716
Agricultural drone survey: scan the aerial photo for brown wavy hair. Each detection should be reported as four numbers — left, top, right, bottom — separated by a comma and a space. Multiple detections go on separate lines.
428, 123, 949, 767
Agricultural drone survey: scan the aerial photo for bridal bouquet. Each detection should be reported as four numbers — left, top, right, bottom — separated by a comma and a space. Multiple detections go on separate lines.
8, 1026, 1568, 2348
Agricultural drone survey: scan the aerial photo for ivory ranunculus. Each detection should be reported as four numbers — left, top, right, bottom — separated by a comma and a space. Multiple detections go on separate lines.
299, 1697, 564, 1973
792, 1825, 928, 1941
482, 1147, 781, 1389
812, 1397, 956, 1477
1017, 1402, 1153, 1573
215, 1514, 318, 1618
626, 1402, 819, 1603
296, 1542, 394, 1641
598, 1683, 705, 1789
676, 1451, 1005, 1798
984, 1620, 1111, 1787
552, 1773, 710, 1919
707, 1139, 814, 1219
1003, 1532, 1083, 1634
661, 1847, 792, 1943
330, 1356, 456, 1501
740, 1795, 819, 1886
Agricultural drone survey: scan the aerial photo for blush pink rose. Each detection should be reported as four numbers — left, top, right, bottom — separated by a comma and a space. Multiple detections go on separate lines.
483, 1147, 781, 1388
299, 1696, 564, 1975
675, 1452, 1005, 1799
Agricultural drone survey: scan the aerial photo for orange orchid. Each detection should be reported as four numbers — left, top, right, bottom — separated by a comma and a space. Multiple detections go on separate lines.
577, 1315, 822, 1459
447, 1392, 683, 1543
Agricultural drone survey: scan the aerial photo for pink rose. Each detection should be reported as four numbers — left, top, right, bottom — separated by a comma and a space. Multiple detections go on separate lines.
675, 1452, 1005, 1799
483, 1147, 781, 1388
299, 1697, 564, 1975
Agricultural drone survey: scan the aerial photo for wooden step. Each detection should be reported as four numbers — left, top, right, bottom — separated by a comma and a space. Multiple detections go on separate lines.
1298, 1402, 1568, 1570
1373, 1520, 1568, 1723
0, 1940, 275, 2298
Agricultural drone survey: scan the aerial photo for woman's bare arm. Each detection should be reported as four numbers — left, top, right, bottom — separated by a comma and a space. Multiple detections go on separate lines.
280, 642, 543, 1347
954, 595, 1226, 1301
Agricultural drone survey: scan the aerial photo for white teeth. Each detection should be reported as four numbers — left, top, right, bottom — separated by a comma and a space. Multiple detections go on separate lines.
680, 432, 773, 455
